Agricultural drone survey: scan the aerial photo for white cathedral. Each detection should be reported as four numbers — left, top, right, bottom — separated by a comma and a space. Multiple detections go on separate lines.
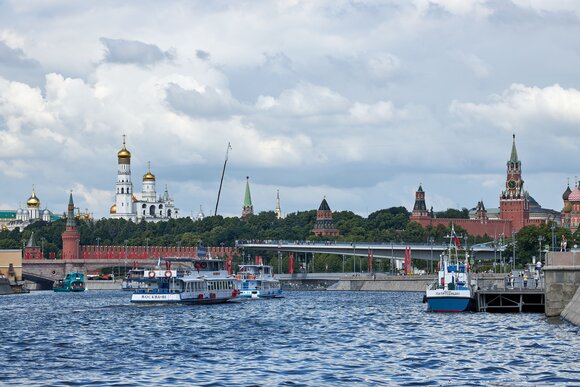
109, 137, 180, 222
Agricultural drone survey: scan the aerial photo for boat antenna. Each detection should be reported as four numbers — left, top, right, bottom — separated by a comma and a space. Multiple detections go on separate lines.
215, 142, 232, 216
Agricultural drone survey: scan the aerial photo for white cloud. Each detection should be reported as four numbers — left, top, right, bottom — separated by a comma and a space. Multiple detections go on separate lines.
450, 83, 580, 130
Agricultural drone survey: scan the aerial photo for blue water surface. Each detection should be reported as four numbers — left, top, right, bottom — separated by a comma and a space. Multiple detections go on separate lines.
0, 291, 578, 386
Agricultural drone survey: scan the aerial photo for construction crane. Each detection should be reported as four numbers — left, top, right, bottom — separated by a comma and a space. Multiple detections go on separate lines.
214, 142, 232, 216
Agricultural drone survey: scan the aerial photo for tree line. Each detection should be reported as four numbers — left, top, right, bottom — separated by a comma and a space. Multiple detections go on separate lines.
1, 207, 576, 271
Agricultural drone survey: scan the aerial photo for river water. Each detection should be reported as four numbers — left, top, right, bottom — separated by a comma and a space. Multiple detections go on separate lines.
0, 290, 578, 386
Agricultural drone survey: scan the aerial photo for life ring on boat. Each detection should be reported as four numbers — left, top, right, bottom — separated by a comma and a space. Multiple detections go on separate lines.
248, 275, 255, 280
235, 275, 241, 280
164, 270, 172, 278
148, 271, 156, 278
201, 262, 207, 269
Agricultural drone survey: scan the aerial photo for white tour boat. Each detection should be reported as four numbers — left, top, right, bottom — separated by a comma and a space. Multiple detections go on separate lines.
235, 264, 283, 299
131, 258, 239, 304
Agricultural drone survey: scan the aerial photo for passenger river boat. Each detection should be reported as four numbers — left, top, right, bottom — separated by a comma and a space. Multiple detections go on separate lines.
425, 228, 475, 312
235, 264, 283, 299
53, 272, 85, 292
130, 258, 239, 304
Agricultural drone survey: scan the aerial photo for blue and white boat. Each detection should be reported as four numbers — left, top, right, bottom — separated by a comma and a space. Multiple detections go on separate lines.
131, 258, 239, 304
235, 264, 282, 299
425, 229, 475, 312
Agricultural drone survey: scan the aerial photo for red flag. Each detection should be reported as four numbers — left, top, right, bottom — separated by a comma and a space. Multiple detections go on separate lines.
452, 225, 461, 248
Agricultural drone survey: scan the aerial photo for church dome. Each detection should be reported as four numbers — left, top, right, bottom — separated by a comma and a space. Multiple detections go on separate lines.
563, 185, 572, 200
143, 163, 156, 181
16, 208, 23, 215
568, 187, 580, 202
118, 145, 131, 159
27, 190, 40, 208
110, 203, 117, 214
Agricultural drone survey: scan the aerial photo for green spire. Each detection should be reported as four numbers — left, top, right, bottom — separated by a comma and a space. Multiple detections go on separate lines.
510, 134, 519, 162
243, 176, 252, 207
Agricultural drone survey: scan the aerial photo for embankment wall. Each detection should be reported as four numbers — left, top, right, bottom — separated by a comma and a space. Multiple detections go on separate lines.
561, 286, 580, 326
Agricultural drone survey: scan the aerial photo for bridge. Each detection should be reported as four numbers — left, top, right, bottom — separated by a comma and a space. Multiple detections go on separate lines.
235, 240, 508, 261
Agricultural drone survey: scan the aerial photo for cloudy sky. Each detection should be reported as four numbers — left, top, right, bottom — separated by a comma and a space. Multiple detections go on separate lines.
1, 0, 580, 219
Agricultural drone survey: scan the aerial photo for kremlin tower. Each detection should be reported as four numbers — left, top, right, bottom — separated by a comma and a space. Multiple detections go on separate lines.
411, 184, 429, 219
499, 134, 529, 231
311, 197, 339, 236
62, 192, 80, 260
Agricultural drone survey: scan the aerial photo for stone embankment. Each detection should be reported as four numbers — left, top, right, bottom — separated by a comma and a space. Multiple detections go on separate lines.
0, 278, 12, 295
328, 273, 505, 292
85, 280, 122, 291
544, 251, 580, 326
561, 287, 580, 326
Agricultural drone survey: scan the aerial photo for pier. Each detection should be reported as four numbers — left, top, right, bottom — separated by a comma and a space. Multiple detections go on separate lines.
475, 277, 545, 313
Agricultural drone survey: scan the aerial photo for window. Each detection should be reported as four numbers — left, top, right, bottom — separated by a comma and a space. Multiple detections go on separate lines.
121, 188, 124, 194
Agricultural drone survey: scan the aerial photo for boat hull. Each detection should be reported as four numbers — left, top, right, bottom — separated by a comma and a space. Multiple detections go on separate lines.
426, 295, 474, 312
131, 291, 236, 304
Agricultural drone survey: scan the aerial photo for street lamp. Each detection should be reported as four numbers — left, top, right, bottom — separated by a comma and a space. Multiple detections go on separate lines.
551, 223, 556, 252
538, 235, 544, 265
145, 238, 149, 258
429, 237, 434, 274
124, 239, 128, 277
512, 231, 516, 271
96, 237, 101, 259
352, 244, 356, 273
40, 237, 45, 259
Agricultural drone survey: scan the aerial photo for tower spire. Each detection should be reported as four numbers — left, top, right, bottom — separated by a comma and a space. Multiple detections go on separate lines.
510, 134, 519, 163
275, 189, 283, 219
242, 176, 254, 219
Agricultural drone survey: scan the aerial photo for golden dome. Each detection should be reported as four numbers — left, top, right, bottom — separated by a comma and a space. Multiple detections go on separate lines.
143, 161, 156, 181
118, 146, 131, 159
117, 135, 131, 159
27, 190, 40, 208
110, 204, 117, 214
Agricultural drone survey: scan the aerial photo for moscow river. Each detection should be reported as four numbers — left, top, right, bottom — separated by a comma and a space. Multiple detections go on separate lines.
0, 290, 579, 386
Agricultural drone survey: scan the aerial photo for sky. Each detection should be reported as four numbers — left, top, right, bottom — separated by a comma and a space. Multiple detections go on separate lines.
1, 0, 580, 219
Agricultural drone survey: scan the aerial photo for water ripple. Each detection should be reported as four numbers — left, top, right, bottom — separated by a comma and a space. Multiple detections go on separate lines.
0, 291, 579, 385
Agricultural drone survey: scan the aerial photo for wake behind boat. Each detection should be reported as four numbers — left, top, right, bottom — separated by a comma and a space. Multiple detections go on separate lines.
130, 258, 239, 304
235, 264, 283, 299
425, 227, 476, 312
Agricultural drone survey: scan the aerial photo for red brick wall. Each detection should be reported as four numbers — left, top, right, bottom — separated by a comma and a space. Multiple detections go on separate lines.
411, 217, 513, 237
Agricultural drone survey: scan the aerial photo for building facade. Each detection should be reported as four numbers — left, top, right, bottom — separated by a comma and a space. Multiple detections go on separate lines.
561, 180, 580, 232
109, 136, 179, 222
0, 188, 59, 231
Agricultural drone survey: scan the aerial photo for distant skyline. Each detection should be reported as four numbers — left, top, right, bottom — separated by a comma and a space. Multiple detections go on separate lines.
1, 1, 580, 219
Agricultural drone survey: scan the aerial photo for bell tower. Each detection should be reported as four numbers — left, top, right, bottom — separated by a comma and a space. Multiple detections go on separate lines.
500, 135, 529, 231
112, 135, 136, 221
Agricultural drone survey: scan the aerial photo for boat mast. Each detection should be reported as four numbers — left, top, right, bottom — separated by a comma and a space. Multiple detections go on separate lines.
214, 142, 232, 216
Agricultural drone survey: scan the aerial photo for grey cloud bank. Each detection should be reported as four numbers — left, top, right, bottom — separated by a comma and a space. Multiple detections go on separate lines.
0, 0, 579, 220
